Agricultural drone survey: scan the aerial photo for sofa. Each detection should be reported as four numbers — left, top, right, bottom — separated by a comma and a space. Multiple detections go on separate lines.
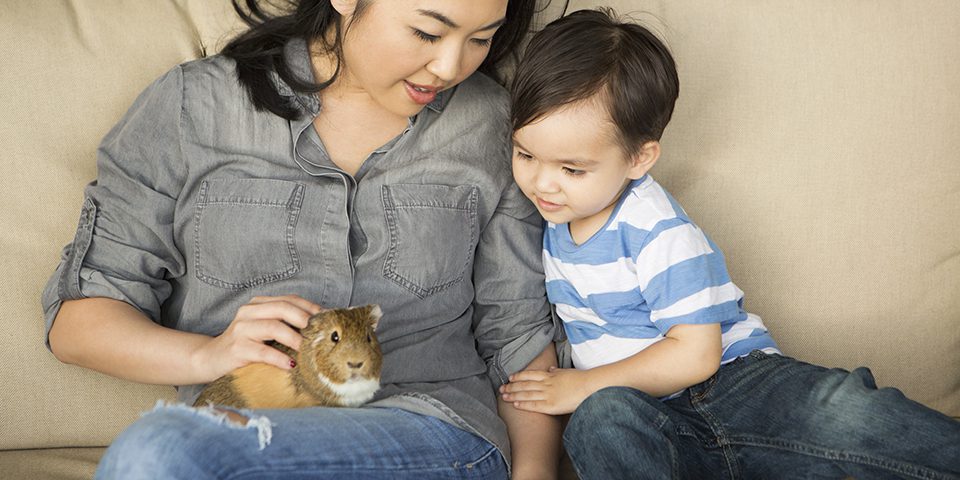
2, 1, 957, 478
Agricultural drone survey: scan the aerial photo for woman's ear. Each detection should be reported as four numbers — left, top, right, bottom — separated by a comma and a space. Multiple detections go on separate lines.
330, 0, 359, 17
627, 141, 661, 179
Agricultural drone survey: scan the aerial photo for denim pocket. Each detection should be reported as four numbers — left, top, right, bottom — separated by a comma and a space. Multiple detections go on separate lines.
381, 184, 479, 299
194, 178, 305, 290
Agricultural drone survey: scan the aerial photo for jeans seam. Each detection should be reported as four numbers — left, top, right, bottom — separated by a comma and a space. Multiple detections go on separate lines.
728, 436, 955, 480
691, 397, 741, 480
230, 464, 497, 479
227, 440, 502, 479
461, 444, 499, 468
665, 417, 682, 480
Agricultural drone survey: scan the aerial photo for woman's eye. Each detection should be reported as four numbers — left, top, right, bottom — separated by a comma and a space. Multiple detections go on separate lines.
471, 37, 493, 47
413, 29, 440, 43
331, 331, 340, 343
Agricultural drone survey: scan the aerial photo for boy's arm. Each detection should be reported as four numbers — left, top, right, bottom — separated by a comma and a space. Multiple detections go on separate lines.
502, 323, 721, 415
589, 322, 722, 396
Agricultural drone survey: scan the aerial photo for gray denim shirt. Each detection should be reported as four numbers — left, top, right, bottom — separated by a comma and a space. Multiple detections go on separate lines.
42, 39, 556, 465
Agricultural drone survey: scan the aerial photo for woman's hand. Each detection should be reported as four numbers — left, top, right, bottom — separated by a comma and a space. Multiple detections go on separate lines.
189, 295, 324, 382
500, 367, 592, 416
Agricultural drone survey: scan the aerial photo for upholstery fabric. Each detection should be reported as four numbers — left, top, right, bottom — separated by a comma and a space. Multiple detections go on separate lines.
1, 0, 956, 478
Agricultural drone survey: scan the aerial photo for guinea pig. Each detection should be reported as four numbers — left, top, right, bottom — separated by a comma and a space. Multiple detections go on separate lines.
194, 304, 382, 409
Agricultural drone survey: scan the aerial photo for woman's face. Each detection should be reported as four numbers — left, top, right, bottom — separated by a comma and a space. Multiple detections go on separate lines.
334, 0, 508, 118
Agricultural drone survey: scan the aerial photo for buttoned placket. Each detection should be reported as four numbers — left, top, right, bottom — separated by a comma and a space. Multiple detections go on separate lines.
288, 98, 418, 307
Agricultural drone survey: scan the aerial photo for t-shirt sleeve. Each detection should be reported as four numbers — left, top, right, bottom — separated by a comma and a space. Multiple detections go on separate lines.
634, 219, 743, 335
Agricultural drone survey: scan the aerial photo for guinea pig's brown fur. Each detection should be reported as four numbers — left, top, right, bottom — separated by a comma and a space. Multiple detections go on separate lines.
194, 305, 382, 409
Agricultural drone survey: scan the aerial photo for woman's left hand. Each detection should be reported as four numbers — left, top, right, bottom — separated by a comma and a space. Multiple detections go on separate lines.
500, 367, 591, 415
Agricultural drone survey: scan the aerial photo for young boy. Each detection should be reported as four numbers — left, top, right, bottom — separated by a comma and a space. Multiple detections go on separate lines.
501, 9, 960, 480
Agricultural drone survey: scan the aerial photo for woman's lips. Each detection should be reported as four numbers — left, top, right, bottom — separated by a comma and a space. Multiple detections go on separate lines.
404, 81, 438, 105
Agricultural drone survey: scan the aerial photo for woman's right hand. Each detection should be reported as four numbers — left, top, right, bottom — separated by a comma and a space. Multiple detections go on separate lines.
190, 295, 324, 382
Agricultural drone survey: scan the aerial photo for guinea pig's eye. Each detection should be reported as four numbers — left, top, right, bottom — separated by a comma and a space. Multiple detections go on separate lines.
367, 334, 372, 343
331, 331, 340, 343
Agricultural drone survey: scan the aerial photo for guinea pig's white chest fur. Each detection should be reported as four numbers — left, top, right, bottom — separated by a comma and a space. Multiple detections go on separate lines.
316, 372, 380, 407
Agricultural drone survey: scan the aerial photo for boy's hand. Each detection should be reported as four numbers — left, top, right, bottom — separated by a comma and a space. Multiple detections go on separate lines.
500, 367, 591, 415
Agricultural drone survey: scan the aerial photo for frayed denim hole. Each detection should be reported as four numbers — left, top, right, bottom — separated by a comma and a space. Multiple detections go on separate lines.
145, 400, 273, 450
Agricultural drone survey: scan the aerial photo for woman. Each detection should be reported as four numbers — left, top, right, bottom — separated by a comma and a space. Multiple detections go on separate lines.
42, 0, 560, 478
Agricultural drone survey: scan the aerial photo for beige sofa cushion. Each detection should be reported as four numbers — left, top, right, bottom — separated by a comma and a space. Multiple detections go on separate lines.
577, 0, 960, 415
0, 0, 243, 450
0, 448, 102, 480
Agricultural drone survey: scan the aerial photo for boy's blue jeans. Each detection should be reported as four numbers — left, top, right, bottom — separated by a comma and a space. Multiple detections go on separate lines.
564, 351, 960, 480
95, 405, 507, 479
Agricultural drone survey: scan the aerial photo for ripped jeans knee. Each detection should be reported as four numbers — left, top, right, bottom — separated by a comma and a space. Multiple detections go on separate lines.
187, 401, 273, 450
94, 401, 273, 480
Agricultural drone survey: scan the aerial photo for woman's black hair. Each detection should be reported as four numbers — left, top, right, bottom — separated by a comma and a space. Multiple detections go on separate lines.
223, 0, 538, 120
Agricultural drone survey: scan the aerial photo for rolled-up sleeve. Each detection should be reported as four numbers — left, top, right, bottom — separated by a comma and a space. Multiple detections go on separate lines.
41, 66, 188, 348
472, 181, 559, 388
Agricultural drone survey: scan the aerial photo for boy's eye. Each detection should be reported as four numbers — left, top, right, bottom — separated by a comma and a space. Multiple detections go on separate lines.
412, 29, 440, 43
562, 167, 585, 176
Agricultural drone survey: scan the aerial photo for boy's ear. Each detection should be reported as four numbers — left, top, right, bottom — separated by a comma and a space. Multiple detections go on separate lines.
627, 141, 661, 180
330, 0, 359, 17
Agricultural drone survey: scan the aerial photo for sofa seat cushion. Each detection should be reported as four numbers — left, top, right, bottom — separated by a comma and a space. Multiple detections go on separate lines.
0, 447, 103, 480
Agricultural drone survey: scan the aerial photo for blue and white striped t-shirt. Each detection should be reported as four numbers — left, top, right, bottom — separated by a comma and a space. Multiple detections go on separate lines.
544, 175, 779, 372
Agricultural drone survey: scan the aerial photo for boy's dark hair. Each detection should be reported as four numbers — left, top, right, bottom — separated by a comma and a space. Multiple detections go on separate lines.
511, 8, 679, 156
223, 0, 538, 120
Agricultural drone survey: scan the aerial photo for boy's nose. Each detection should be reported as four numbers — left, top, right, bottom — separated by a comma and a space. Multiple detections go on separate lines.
534, 171, 560, 193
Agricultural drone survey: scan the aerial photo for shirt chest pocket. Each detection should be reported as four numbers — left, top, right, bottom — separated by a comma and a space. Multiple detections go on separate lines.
381, 184, 479, 299
193, 178, 306, 290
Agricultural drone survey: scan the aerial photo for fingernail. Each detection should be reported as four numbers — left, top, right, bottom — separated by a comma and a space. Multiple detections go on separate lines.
290, 359, 297, 368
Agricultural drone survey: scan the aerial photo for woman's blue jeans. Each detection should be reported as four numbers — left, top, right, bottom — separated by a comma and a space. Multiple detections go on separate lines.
96, 405, 507, 479
564, 351, 960, 480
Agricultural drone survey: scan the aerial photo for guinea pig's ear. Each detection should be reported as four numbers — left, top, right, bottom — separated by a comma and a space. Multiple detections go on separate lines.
307, 308, 328, 327
366, 304, 382, 330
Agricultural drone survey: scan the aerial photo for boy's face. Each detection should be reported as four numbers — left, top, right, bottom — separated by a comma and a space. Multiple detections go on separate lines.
512, 99, 653, 229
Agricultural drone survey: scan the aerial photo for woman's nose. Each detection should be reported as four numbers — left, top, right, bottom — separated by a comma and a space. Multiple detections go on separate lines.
426, 44, 463, 83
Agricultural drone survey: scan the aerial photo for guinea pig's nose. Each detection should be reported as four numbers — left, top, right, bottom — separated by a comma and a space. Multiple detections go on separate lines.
348, 361, 364, 369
